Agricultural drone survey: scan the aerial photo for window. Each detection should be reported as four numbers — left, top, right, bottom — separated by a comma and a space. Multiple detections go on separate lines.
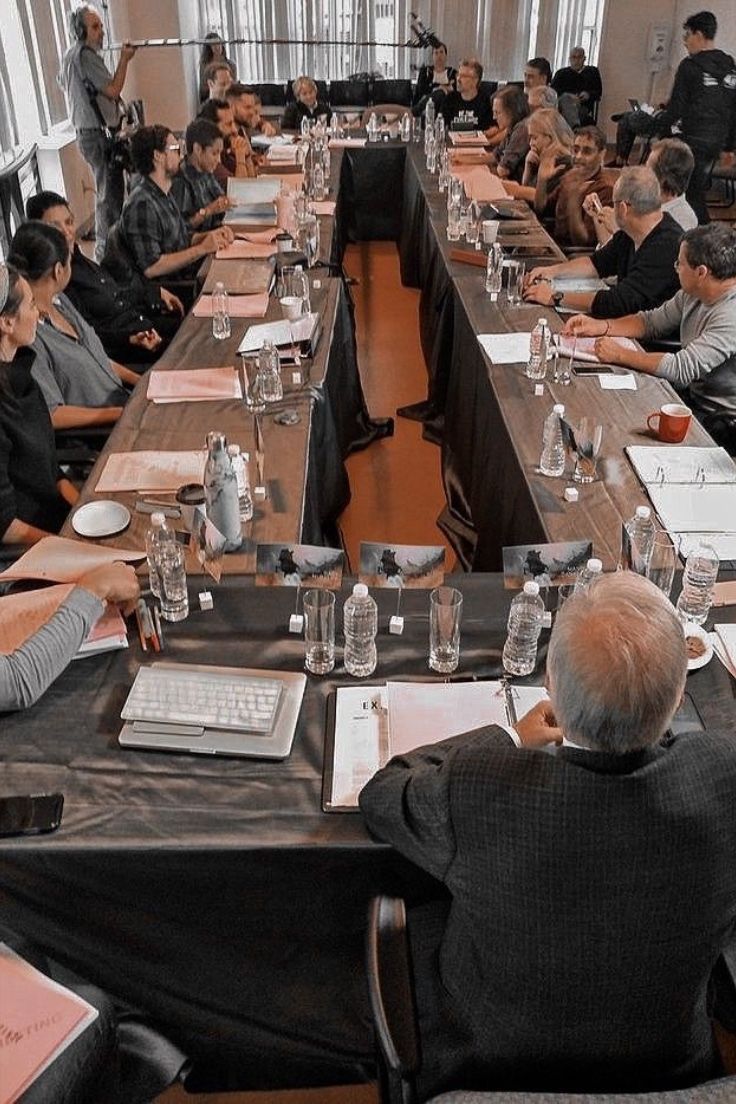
552, 0, 607, 71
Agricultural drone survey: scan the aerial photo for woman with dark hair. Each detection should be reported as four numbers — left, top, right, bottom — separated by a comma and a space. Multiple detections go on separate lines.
490, 85, 530, 181
0, 262, 76, 543
8, 222, 138, 430
198, 32, 237, 102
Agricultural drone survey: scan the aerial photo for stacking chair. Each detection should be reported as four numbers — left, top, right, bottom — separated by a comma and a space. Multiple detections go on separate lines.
366, 896, 736, 1104
373, 79, 413, 106
329, 79, 372, 109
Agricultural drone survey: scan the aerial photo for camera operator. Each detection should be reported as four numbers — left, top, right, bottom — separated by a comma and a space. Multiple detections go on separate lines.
61, 4, 137, 263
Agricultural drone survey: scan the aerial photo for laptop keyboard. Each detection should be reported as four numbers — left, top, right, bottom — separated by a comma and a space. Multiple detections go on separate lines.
121, 664, 283, 734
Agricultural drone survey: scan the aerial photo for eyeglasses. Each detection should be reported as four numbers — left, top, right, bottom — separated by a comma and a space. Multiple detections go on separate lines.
166, 142, 183, 153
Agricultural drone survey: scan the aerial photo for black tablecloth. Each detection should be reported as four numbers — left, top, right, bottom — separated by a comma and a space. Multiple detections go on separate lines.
1, 576, 735, 1090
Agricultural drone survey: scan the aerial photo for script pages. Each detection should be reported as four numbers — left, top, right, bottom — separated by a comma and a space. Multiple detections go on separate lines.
324, 680, 548, 811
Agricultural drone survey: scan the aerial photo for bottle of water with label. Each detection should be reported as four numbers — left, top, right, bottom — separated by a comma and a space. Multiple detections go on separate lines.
425, 96, 435, 131
426, 132, 437, 173
526, 318, 550, 379
574, 557, 603, 596
256, 340, 283, 403
227, 444, 254, 522
539, 403, 566, 477
212, 281, 231, 341
204, 431, 243, 551
447, 193, 462, 240
502, 581, 545, 677
145, 512, 175, 598
343, 583, 378, 677
676, 542, 719, 625
623, 505, 656, 572
485, 243, 503, 299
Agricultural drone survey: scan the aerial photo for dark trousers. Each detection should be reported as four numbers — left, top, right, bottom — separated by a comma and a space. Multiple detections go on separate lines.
77, 129, 125, 264
615, 110, 663, 162
686, 145, 719, 225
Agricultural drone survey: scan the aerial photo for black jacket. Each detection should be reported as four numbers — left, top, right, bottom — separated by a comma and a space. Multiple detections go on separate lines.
281, 99, 330, 131
658, 48, 736, 153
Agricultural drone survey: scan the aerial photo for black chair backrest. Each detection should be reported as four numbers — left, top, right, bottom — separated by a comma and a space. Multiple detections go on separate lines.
480, 80, 498, 100
102, 220, 137, 286
329, 79, 371, 106
372, 79, 413, 106
284, 79, 329, 104
253, 82, 286, 106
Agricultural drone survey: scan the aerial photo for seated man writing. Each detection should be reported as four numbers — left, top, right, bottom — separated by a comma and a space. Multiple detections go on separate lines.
121, 124, 233, 284
564, 222, 736, 448
524, 166, 681, 317
360, 572, 736, 1098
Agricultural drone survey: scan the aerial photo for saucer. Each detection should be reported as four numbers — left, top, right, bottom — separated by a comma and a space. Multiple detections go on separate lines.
71, 500, 131, 539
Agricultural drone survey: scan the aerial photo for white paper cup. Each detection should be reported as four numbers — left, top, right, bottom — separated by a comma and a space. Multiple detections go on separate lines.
281, 296, 303, 320
482, 220, 500, 244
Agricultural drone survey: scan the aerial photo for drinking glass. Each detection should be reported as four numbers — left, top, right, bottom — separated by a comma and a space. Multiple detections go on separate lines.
646, 532, 677, 600
505, 260, 525, 306
412, 117, 422, 143
429, 586, 463, 674
572, 418, 603, 483
303, 589, 335, 674
465, 214, 480, 246
159, 543, 189, 622
280, 266, 310, 314
485, 243, 504, 299
297, 214, 320, 268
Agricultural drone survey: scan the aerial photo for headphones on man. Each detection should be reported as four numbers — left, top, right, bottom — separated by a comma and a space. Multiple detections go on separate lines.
70, 5, 91, 43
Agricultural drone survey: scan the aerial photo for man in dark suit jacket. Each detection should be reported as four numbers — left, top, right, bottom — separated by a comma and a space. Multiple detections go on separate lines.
360, 573, 736, 1098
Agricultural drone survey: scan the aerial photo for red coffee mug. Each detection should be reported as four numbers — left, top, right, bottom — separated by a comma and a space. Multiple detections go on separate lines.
646, 403, 692, 443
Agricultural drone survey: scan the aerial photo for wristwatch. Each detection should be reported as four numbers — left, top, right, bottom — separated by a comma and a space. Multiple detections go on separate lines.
552, 291, 564, 308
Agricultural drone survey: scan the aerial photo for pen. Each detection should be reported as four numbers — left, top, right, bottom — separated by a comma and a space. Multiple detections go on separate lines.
503, 679, 518, 726
133, 604, 147, 652
153, 606, 164, 651
137, 599, 158, 652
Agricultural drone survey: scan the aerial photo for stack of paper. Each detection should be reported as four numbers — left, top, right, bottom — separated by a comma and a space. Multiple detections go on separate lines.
450, 166, 508, 201
237, 313, 320, 355
0, 537, 144, 583
192, 292, 270, 318
449, 131, 489, 146
0, 583, 127, 657
328, 137, 367, 148
0, 943, 99, 1102
215, 241, 277, 260
477, 332, 532, 364
147, 368, 243, 403
557, 335, 638, 362
95, 450, 208, 494
311, 200, 337, 216
266, 144, 300, 164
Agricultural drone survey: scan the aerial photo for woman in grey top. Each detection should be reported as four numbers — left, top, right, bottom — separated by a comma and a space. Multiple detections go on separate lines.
0, 562, 139, 711
8, 222, 139, 430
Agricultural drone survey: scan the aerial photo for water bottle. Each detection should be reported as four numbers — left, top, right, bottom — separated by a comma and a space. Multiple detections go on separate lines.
434, 114, 445, 145
502, 581, 545, 677
623, 505, 656, 572
343, 583, 378, 677
203, 431, 243, 551
158, 541, 189, 622
447, 193, 461, 241
426, 132, 437, 173
145, 512, 175, 598
539, 403, 566, 478
227, 444, 254, 522
367, 112, 379, 142
400, 112, 411, 142
322, 143, 331, 178
676, 542, 719, 625
425, 97, 435, 130
212, 281, 231, 341
256, 340, 283, 403
313, 160, 326, 201
526, 318, 550, 380
300, 115, 311, 138
574, 557, 603, 596
485, 243, 503, 299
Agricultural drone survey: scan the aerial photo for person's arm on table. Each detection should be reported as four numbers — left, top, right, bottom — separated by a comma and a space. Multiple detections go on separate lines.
0, 563, 140, 711
50, 405, 123, 430
159, 287, 184, 315
142, 228, 232, 280
524, 255, 598, 311
563, 310, 662, 372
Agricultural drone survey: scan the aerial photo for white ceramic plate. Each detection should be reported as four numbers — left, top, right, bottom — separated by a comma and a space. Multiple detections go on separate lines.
683, 623, 713, 671
71, 500, 131, 539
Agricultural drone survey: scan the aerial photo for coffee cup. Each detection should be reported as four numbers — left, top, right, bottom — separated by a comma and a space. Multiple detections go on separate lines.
175, 483, 206, 532
280, 296, 303, 320
646, 403, 692, 443
482, 219, 499, 244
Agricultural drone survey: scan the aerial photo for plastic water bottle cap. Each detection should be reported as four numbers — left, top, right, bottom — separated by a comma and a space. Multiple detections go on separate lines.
635, 506, 651, 519
214, 281, 225, 293
151, 512, 166, 527
523, 581, 540, 596
227, 444, 241, 457
353, 583, 369, 598
587, 558, 603, 573
553, 403, 565, 415
537, 317, 546, 326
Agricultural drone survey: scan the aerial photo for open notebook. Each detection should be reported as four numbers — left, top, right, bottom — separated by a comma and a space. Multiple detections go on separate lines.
0, 583, 127, 659
323, 680, 548, 811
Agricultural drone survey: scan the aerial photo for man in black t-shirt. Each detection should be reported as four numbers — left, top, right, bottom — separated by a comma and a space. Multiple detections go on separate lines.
524, 166, 681, 318
434, 58, 492, 131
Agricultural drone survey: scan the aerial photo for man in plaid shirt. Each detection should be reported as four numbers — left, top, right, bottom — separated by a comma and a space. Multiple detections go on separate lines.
170, 118, 232, 232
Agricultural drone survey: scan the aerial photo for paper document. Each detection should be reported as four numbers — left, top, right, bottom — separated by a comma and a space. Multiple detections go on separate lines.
450, 148, 489, 164
234, 228, 280, 243
557, 335, 638, 363
192, 293, 269, 319
325, 680, 548, 810
328, 137, 367, 148
0, 583, 127, 658
237, 313, 319, 354
712, 581, 736, 607
647, 484, 736, 534
226, 178, 281, 205
147, 368, 242, 403
676, 532, 736, 562
0, 942, 99, 1103
96, 450, 208, 493
215, 241, 277, 260
265, 145, 300, 163
477, 332, 532, 364
599, 374, 636, 390
552, 277, 608, 293
451, 166, 508, 202
449, 131, 489, 146
311, 200, 336, 216
0, 536, 144, 583
626, 445, 736, 486
714, 624, 736, 671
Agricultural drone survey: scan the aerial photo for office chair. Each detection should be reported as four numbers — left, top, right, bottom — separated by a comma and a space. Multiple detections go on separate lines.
103, 221, 197, 310
366, 896, 736, 1104
362, 104, 412, 127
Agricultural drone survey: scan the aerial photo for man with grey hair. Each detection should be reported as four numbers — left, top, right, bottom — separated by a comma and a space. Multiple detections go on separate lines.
527, 84, 558, 112
281, 77, 329, 131
61, 4, 137, 262
524, 165, 681, 317
565, 222, 736, 449
360, 572, 736, 1097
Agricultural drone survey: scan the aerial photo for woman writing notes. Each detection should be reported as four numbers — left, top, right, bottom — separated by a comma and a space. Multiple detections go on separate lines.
8, 223, 138, 431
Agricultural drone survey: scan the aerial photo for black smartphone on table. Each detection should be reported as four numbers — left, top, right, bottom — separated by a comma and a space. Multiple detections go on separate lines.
0, 793, 64, 837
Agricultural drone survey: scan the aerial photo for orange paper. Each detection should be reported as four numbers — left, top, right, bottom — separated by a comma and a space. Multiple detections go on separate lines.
215, 241, 277, 260
147, 367, 243, 402
191, 293, 270, 319
451, 166, 509, 202
0, 537, 145, 583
